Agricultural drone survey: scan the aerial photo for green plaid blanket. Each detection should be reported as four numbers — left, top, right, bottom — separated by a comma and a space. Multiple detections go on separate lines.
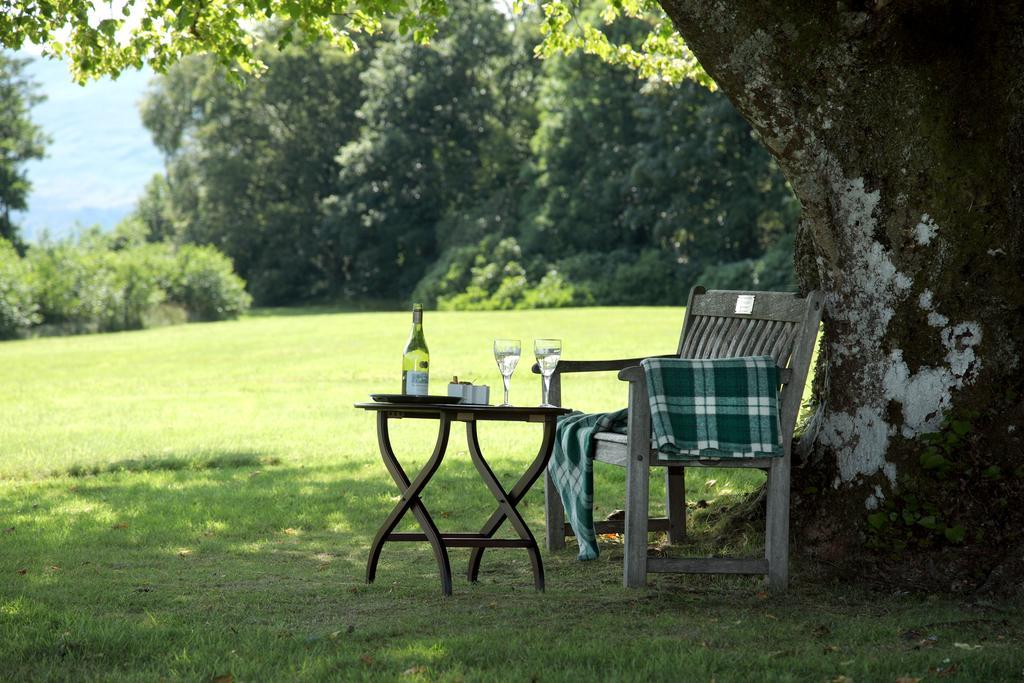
548, 409, 628, 560
548, 356, 782, 560
643, 356, 782, 459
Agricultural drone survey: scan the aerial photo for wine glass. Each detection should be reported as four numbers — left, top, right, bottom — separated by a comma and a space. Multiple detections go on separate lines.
493, 339, 521, 407
534, 339, 561, 407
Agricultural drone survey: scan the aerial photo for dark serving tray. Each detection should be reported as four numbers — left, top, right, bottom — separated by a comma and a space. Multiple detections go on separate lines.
370, 394, 462, 404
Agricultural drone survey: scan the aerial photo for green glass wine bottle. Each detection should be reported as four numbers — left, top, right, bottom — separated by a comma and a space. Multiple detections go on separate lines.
401, 304, 429, 396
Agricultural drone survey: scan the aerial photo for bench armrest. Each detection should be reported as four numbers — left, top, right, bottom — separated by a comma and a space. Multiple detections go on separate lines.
617, 365, 645, 382
531, 354, 675, 375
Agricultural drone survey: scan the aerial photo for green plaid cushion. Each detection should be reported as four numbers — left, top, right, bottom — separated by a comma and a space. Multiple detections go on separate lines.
641, 356, 782, 459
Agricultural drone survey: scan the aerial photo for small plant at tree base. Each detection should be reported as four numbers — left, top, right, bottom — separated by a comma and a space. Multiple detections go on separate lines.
865, 411, 984, 553
863, 396, 1024, 560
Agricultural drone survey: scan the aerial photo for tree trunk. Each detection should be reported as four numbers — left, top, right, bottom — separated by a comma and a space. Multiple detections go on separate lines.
657, 0, 1024, 589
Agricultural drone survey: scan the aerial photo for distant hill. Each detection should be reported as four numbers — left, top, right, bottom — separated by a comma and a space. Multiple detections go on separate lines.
12, 55, 164, 242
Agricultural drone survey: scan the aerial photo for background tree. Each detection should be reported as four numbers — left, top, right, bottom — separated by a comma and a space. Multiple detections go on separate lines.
320, 1, 516, 300
0, 52, 47, 250
139, 40, 370, 303
522, 13, 796, 303
133, 5, 793, 308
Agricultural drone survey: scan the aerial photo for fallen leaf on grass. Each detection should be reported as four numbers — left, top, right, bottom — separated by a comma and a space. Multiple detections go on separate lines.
895, 677, 921, 683
401, 666, 427, 676
440, 511, 451, 519
913, 636, 938, 650
755, 591, 769, 600
359, 655, 374, 666
953, 642, 981, 650
211, 674, 233, 683
823, 645, 840, 653
112, 523, 129, 530
928, 662, 958, 677
3, 527, 13, 534
830, 676, 854, 683
16, 568, 27, 575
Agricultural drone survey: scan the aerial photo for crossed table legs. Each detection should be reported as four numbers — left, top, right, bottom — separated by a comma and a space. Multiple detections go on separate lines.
365, 410, 557, 596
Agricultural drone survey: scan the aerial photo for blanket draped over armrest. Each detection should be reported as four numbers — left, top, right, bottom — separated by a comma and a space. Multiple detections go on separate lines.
547, 356, 783, 560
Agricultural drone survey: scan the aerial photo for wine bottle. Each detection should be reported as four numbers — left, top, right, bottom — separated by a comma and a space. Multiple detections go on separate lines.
402, 304, 430, 396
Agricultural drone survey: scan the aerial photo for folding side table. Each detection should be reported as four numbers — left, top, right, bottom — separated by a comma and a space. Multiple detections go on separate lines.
355, 402, 571, 596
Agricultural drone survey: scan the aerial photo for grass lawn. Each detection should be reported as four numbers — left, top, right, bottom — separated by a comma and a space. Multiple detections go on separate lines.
1, 308, 1021, 681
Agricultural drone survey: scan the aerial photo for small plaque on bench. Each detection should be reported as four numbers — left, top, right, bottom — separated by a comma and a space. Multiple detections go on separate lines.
735, 294, 755, 315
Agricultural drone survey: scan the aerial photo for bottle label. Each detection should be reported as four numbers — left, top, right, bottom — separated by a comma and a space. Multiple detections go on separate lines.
405, 371, 429, 396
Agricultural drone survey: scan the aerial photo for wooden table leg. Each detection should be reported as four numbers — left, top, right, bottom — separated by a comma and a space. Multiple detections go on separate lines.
366, 412, 454, 596
466, 417, 557, 591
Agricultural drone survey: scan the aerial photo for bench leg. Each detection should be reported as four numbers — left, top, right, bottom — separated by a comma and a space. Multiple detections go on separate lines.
665, 467, 686, 544
544, 469, 567, 552
765, 459, 790, 592
624, 450, 650, 588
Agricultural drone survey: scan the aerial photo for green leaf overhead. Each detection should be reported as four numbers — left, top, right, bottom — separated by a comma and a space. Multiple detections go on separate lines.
0, 0, 708, 85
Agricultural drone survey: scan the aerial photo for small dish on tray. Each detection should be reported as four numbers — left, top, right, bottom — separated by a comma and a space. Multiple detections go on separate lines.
370, 394, 463, 404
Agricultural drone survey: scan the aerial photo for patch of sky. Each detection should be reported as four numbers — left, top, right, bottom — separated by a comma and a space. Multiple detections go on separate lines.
12, 53, 163, 242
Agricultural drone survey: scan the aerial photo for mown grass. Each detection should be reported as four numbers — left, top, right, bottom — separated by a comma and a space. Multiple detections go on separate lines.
1, 308, 1021, 681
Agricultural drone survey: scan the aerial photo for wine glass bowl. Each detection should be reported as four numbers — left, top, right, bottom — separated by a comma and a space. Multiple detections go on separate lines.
533, 338, 561, 407
493, 339, 521, 407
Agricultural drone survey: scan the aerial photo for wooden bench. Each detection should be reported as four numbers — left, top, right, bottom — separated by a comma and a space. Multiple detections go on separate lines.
540, 286, 823, 590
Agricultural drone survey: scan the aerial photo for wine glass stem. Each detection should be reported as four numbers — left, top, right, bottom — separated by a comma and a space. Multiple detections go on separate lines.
502, 374, 511, 405
542, 374, 551, 405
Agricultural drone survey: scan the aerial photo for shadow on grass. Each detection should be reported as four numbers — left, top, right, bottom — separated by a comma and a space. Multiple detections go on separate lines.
61, 451, 281, 478
7, 453, 563, 587
4, 454, 1024, 681
19, 445, 775, 595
